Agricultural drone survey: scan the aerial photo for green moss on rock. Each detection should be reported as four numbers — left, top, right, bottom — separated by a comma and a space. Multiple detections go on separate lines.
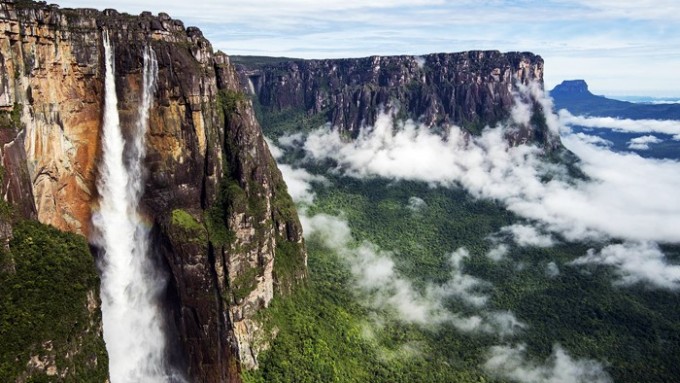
230, 265, 262, 302
170, 209, 208, 244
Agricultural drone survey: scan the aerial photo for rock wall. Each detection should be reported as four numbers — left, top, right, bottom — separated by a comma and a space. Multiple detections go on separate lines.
0, 1, 102, 235
0, 1, 306, 381
234, 52, 556, 148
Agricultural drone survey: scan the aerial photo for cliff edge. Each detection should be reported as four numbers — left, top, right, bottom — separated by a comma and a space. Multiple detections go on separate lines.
0, 1, 306, 381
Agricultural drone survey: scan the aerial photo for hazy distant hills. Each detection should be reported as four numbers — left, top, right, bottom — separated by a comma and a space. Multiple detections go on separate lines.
550, 80, 680, 120
551, 80, 680, 160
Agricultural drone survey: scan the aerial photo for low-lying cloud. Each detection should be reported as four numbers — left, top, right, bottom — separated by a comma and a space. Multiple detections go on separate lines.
486, 244, 509, 262
627, 135, 663, 150
276, 84, 680, 292
300, 110, 680, 244
571, 242, 680, 290
500, 224, 556, 247
406, 196, 427, 213
571, 132, 613, 147
484, 344, 612, 383
277, 164, 328, 204
545, 262, 560, 278
301, 212, 524, 335
559, 110, 680, 136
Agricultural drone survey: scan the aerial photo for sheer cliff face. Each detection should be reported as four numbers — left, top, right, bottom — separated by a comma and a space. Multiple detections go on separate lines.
0, 1, 306, 382
235, 52, 554, 147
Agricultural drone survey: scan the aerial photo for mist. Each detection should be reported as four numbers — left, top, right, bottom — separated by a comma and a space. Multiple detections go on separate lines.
484, 344, 612, 383
279, 83, 680, 292
559, 110, 680, 136
301, 109, 680, 244
301, 212, 525, 335
571, 242, 680, 290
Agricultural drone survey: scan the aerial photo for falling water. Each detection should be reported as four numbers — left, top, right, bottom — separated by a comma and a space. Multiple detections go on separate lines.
93, 31, 180, 382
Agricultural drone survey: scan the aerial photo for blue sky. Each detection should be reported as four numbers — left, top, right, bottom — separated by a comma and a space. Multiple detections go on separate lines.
58, 0, 680, 97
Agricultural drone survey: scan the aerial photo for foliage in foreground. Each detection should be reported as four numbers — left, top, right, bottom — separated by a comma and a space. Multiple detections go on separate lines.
0, 220, 108, 382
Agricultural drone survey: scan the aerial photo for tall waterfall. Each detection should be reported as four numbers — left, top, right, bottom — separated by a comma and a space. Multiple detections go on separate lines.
93, 32, 180, 383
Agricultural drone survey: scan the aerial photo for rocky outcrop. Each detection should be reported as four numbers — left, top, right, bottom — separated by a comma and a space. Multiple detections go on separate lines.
0, 1, 306, 382
0, 1, 102, 234
233, 52, 551, 143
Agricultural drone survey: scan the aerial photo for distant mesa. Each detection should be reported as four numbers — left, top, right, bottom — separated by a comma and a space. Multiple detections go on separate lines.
550, 79, 590, 95
550, 80, 680, 120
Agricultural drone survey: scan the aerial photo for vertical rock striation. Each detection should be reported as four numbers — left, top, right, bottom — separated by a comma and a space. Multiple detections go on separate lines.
233, 52, 556, 149
0, 1, 306, 381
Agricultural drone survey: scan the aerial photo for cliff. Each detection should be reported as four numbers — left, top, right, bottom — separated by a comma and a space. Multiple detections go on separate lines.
233, 52, 556, 148
0, 1, 306, 382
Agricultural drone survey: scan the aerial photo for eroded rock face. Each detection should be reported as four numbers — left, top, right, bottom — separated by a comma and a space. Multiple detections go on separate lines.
0, 1, 307, 382
235, 52, 543, 132
0, 1, 102, 235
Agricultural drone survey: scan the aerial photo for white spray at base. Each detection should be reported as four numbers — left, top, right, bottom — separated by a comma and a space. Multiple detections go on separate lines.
93, 32, 182, 383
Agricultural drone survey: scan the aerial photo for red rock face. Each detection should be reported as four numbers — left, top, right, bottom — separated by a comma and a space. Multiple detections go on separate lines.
0, 2, 103, 236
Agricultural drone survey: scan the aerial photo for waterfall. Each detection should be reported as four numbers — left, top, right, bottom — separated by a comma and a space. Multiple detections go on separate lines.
93, 31, 181, 383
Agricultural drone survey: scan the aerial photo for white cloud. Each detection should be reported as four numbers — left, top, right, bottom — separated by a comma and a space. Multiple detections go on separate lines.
560, 134, 680, 242
484, 344, 612, 383
301, 212, 449, 325
301, 212, 524, 334
571, 242, 680, 290
486, 311, 527, 337
570, 133, 612, 147
486, 244, 509, 262
406, 196, 427, 213
435, 248, 490, 308
298, 85, 680, 244
277, 164, 328, 204
563, 0, 680, 21
350, 241, 450, 324
56, 0, 680, 95
269, 138, 328, 205
627, 135, 663, 150
545, 262, 560, 278
646, 100, 680, 105
286, 84, 680, 290
277, 132, 306, 148
501, 224, 556, 248
559, 110, 680, 136
265, 137, 283, 159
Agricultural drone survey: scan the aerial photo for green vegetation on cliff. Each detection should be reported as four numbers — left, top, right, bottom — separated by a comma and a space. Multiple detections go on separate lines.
0, 103, 24, 130
243, 241, 487, 383
0, 220, 108, 382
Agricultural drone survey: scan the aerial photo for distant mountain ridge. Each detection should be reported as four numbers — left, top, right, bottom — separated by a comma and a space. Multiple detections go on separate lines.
232, 52, 560, 150
550, 80, 680, 120
552, 80, 680, 160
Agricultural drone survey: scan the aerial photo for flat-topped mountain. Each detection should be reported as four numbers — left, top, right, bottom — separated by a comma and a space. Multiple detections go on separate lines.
233, 52, 560, 150
550, 80, 680, 120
